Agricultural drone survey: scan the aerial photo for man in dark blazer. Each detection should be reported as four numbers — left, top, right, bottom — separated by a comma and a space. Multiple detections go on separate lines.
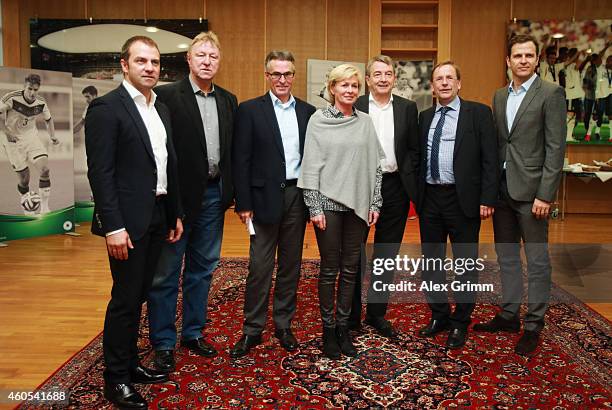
86, 36, 183, 409
474, 34, 566, 356
416, 61, 498, 349
348, 55, 419, 338
147, 31, 237, 373
230, 50, 316, 357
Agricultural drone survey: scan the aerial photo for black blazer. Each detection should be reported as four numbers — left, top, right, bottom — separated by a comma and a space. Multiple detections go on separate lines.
232, 93, 316, 224
416, 98, 498, 218
85, 84, 181, 240
354, 93, 420, 203
155, 78, 237, 223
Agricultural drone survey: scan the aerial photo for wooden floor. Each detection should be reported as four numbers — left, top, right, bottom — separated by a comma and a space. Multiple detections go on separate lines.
0, 212, 611, 400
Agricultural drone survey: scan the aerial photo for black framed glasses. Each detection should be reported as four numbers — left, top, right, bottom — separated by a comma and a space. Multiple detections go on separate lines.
267, 71, 295, 80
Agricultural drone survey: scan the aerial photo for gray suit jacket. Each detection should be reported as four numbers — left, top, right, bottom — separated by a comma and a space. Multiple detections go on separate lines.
493, 75, 566, 203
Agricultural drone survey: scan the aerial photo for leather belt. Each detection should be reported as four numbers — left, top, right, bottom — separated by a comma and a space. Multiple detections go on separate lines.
426, 183, 455, 190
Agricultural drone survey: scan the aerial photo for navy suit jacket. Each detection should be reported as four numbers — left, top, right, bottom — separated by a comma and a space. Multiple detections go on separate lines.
232, 92, 316, 224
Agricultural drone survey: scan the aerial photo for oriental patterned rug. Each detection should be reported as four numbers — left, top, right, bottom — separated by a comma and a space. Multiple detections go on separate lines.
19, 259, 612, 409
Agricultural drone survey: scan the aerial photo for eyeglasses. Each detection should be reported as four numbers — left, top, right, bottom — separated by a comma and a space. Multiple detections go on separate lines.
267, 71, 295, 80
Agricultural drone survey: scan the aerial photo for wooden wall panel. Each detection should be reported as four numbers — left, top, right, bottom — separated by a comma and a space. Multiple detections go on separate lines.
27, 0, 86, 18
512, 0, 573, 20
18, 1, 36, 69
267, 0, 326, 101
451, 0, 510, 105
574, 0, 612, 19
207, 0, 266, 102
369, 0, 381, 57
437, 0, 451, 61
147, 0, 204, 19
1, 0, 21, 67
88, 0, 145, 19
326, 0, 369, 63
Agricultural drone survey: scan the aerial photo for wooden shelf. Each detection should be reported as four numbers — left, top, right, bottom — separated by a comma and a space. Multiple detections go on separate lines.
382, 24, 438, 30
381, 47, 438, 52
371, 0, 448, 61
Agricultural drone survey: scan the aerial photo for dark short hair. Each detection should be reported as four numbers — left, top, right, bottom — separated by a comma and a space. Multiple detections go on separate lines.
265, 50, 295, 71
25, 74, 41, 86
431, 60, 461, 81
82, 85, 98, 96
120, 36, 160, 61
507, 34, 539, 57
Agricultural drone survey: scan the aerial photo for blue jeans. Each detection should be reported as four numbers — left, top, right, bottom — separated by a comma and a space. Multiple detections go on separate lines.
147, 182, 224, 350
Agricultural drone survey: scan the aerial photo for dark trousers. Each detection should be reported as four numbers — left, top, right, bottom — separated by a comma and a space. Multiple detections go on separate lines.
350, 172, 410, 324
315, 210, 368, 328
242, 185, 306, 335
103, 198, 167, 384
568, 98, 583, 123
419, 184, 481, 330
493, 177, 551, 333
584, 98, 605, 133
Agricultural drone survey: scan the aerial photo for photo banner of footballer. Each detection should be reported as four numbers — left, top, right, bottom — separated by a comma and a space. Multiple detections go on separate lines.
507, 19, 612, 144
72, 78, 118, 222
0, 67, 75, 241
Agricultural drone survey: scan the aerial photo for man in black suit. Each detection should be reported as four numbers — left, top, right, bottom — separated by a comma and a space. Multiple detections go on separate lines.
416, 61, 497, 349
349, 55, 419, 337
147, 31, 237, 372
230, 50, 316, 357
86, 36, 183, 408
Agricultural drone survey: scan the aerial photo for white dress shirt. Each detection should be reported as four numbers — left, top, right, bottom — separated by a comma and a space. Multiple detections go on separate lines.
122, 79, 168, 195
270, 91, 301, 180
368, 93, 398, 173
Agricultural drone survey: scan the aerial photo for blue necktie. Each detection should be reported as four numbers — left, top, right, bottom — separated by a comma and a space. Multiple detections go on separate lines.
430, 106, 450, 181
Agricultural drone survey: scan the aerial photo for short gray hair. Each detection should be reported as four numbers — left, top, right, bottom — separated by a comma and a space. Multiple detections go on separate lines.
264, 50, 295, 72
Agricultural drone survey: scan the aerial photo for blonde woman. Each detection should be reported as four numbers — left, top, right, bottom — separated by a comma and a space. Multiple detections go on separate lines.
298, 64, 383, 359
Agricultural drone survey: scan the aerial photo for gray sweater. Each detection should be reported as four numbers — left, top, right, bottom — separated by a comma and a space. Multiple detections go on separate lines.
298, 108, 384, 223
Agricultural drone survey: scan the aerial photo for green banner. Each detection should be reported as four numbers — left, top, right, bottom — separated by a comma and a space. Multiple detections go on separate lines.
75, 201, 94, 223
0, 206, 75, 241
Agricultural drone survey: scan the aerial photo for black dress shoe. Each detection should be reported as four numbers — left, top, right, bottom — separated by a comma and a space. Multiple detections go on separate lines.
229, 334, 262, 358
153, 350, 175, 373
418, 319, 450, 337
365, 315, 398, 338
181, 337, 217, 358
274, 328, 299, 351
473, 314, 520, 333
104, 383, 147, 409
446, 327, 468, 349
130, 365, 169, 384
515, 330, 540, 355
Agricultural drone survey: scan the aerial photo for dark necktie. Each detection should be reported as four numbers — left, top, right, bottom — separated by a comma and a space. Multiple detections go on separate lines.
549, 64, 556, 81
430, 106, 450, 181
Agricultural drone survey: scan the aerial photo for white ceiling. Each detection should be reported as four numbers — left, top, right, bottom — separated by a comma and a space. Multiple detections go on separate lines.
37, 24, 192, 54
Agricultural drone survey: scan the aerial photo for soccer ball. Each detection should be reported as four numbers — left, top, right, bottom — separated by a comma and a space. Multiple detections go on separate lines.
21, 192, 42, 213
